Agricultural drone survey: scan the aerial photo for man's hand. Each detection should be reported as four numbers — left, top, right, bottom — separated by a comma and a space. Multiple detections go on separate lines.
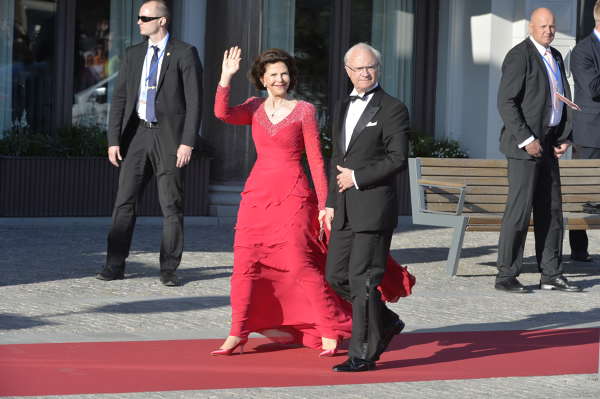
525, 139, 543, 158
554, 142, 570, 159
324, 207, 334, 231
176, 144, 193, 168
108, 146, 122, 167
318, 209, 327, 228
336, 165, 354, 192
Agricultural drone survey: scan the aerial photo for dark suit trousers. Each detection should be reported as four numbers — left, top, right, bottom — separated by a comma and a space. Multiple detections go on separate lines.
106, 124, 185, 271
325, 216, 396, 361
569, 145, 600, 255
496, 138, 564, 283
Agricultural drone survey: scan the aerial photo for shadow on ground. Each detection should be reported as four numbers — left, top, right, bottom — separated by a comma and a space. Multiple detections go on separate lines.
0, 295, 231, 331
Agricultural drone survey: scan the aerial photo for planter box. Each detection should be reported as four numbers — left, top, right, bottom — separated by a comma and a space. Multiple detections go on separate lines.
0, 156, 211, 217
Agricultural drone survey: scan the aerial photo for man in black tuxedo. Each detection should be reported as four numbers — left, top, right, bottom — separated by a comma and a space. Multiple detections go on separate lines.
568, 0, 600, 263
324, 43, 409, 372
96, 0, 203, 286
496, 8, 581, 293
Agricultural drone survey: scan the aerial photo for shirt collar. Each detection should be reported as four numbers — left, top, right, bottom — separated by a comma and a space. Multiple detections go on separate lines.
148, 32, 169, 52
349, 82, 379, 99
529, 36, 550, 56
594, 29, 600, 42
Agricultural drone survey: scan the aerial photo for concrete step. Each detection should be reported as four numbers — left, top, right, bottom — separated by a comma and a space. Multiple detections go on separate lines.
208, 184, 244, 193
207, 184, 242, 217
208, 191, 241, 205
208, 184, 242, 206
208, 204, 239, 217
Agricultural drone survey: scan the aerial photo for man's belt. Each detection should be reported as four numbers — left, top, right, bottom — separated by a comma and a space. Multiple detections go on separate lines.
140, 119, 159, 129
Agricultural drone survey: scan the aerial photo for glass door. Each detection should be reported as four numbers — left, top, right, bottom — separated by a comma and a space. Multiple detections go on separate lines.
71, 0, 142, 129
261, 0, 415, 137
0, 0, 58, 134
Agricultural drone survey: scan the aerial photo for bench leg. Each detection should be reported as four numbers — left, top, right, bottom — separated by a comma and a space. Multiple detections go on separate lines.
447, 218, 468, 276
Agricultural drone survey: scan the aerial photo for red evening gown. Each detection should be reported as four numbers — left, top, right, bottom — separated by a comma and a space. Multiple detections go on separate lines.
214, 85, 414, 350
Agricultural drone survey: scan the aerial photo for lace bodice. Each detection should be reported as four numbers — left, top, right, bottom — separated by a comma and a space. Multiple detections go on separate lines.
214, 85, 327, 209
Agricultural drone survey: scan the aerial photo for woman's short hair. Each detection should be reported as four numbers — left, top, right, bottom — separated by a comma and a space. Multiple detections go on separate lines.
248, 48, 298, 91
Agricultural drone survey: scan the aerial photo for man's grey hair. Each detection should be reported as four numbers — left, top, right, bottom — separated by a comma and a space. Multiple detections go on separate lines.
343, 43, 382, 66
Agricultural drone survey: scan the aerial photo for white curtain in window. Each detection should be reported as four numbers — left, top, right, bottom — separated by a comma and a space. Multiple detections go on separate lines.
371, 0, 414, 112
262, 0, 295, 52
0, 0, 15, 135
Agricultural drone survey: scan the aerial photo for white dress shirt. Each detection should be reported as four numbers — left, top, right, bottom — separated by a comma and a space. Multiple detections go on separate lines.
344, 83, 378, 189
518, 37, 565, 148
137, 33, 170, 121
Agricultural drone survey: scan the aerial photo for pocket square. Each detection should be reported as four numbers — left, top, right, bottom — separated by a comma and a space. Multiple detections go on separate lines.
366, 121, 378, 127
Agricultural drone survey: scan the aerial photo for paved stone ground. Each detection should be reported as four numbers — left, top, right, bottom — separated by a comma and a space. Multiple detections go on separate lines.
1, 217, 599, 398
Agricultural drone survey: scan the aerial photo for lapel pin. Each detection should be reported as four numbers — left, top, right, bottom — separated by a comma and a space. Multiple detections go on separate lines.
167, 52, 171, 56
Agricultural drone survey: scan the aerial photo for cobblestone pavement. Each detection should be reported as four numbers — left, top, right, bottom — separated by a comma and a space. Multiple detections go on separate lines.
1, 217, 599, 398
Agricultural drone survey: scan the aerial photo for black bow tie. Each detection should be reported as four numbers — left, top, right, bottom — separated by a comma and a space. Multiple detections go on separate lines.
349, 94, 368, 102
349, 87, 377, 102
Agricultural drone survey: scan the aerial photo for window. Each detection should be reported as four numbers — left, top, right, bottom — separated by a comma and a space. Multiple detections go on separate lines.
262, 0, 415, 136
72, 0, 112, 127
0, 0, 58, 134
72, 0, 142, 129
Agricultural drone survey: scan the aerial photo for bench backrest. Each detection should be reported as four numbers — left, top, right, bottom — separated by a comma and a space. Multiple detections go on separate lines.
412, 157, 600, 214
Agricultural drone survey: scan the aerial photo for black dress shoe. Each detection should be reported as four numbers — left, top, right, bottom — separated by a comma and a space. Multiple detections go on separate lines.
160, 271, 180, 287
571, 253, 592, 262
96, 265, 125, 281
494, 277, 531, 293
374, 319, 405, 360
332, 357, 376, 372
539, 275, 582, 292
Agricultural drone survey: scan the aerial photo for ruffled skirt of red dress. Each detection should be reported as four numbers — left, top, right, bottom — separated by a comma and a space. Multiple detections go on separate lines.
228, 167, 414, 349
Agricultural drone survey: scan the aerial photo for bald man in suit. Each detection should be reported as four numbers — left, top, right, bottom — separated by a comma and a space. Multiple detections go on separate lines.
495, 8, 581, 293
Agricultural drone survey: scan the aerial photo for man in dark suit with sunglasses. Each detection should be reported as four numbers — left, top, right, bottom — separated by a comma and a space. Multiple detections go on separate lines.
96, 0, 203, 286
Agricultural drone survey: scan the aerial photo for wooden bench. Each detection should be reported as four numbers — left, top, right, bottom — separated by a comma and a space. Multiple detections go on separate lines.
408, 157, 600, 276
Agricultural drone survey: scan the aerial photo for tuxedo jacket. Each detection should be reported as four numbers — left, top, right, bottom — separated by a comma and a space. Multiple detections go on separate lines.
570, 32, 600, 148
107, 37, 203, 155
498, 38, 572, 159
326, 86, 409, 232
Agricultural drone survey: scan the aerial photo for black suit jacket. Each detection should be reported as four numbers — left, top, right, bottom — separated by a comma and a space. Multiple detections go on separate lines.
326, 87, 409, 232
498, 38, 571, 159
107, 37, 203, 155
571, 33, 600, 148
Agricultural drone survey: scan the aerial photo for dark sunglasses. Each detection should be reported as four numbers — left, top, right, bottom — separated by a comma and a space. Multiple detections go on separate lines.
138, 15, 163, 23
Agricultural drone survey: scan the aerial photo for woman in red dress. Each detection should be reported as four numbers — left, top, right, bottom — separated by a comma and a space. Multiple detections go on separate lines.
212, 47, 413, 357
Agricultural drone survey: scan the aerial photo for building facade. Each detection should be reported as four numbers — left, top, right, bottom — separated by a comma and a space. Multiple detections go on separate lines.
0, 0, 596, 215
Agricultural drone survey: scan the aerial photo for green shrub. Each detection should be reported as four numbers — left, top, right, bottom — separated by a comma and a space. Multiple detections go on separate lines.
409, 130, 468, 158
0, 125, 213, 158
0, 125, 107, 157
0, 127, 52, 156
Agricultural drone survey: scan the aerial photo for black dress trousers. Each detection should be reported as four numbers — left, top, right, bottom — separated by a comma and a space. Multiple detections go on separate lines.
496, 134, 564, 282
106, 122, 185, 271
325, 215, 396, 361
569, 145, 600, 256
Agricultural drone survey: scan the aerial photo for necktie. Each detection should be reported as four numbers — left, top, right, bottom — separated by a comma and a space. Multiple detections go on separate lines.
146, 45, 159, 122
543, 49, 560, 110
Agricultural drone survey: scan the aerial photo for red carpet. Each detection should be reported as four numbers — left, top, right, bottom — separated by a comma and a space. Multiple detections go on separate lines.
0, 328, 598, 396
